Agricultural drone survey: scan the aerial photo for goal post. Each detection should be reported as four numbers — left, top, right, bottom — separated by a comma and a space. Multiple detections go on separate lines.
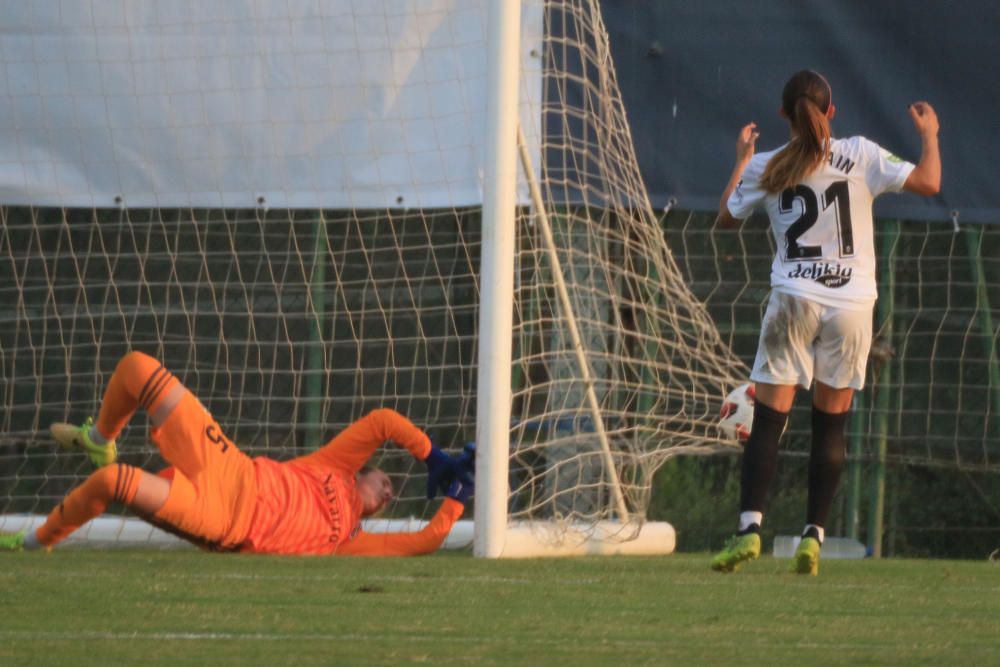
472, 0, 746, 557
474, 0, 521, 558
478, 1, 638, 557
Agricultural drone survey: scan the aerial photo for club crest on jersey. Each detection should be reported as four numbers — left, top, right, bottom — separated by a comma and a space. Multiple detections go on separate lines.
787, 261, 852, 288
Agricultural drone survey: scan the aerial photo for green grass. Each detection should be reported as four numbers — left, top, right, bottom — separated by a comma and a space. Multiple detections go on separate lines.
1, 551, 997, 666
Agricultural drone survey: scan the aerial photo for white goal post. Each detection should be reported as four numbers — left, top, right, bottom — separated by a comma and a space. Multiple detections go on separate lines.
475, 0, 523, 557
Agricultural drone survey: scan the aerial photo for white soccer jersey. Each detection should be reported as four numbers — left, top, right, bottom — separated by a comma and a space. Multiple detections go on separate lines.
727, 136, 915, 309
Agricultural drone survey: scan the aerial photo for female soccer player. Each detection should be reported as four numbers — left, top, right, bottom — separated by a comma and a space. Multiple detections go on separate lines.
710, 70, 940, 574
0, 351, 474, 556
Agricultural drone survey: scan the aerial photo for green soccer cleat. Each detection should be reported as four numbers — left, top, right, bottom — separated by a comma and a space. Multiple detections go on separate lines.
50, 417, 118, 467
794, 537, 821, 575
711, 532, 761, 573
0, 530, 25, 552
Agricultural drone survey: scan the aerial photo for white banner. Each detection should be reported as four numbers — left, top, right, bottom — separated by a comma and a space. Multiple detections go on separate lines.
0, 1, 542, 208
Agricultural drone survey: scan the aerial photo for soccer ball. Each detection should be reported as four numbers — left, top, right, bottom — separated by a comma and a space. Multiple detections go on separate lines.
719, 383, 755, 443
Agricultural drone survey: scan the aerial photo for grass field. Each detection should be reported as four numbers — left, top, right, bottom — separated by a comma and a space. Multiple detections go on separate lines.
1, 550, 997, 666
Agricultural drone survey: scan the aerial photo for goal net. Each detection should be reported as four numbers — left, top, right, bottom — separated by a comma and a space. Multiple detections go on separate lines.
0, 0, 747, 554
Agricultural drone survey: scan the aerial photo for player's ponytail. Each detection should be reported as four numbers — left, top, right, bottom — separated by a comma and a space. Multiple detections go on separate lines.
760, 70, 832, 193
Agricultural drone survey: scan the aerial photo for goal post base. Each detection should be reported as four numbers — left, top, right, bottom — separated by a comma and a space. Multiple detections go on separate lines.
491, 520, 676, 558
1, 514, 675, 557
352, 518, 677, 557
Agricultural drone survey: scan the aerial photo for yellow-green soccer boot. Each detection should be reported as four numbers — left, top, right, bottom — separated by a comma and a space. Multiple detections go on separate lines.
50, 417, 117, 467
711, 532, 761, 573
794, 536, 821, 575
0, 530, 25, 552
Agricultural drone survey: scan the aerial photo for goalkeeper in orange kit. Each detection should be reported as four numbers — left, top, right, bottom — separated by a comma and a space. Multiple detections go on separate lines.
0, 351, 474, 556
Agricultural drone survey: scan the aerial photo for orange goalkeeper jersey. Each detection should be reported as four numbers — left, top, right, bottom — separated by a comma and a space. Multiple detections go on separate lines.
238, 408, 455, 556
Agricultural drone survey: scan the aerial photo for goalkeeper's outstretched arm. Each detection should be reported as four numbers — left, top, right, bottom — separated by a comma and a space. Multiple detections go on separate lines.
335, 497, 467, 557
338, 468, 474, 556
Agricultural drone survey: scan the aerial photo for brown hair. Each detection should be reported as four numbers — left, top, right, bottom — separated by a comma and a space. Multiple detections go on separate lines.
759, 70, 832, 193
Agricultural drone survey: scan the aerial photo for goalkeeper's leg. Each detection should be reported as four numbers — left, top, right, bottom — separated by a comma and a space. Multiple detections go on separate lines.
6, 463, 169, 551
50, 351, 184, 467
43, 351, 253, 550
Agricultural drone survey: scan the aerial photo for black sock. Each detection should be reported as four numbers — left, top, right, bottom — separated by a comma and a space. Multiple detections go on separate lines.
806, 405, 848, 528
739, 401, 790, 515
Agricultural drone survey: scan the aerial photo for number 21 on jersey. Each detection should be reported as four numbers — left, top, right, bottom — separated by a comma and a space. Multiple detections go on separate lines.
780, 181, 854, 261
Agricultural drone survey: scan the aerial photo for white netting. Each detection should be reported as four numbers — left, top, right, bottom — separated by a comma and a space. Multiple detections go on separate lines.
504, 1, 746, 535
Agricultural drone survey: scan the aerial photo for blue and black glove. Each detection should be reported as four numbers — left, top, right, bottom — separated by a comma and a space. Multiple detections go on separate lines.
424, 438, 456, 500
455, 442, 475, 486
445, 476, 474, 504
445, 442, 475, 504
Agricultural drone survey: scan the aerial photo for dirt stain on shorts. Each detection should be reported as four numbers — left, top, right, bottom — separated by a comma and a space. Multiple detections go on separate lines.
762, 293, 813, 356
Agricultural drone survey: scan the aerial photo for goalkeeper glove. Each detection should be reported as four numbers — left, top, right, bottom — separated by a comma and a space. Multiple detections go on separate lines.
423, 440, 455, 500
445, 477, 474, 504
455, 442, 476, 486
446, 443, 475, 504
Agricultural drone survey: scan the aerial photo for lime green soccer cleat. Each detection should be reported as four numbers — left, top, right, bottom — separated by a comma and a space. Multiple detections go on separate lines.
50, 417, 117, 467
794, 537, 821, 575
0, 530, 25, 552
711, 532, 761, 573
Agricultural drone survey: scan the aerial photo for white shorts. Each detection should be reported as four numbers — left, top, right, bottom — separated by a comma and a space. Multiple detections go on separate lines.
749, 291, 873, 391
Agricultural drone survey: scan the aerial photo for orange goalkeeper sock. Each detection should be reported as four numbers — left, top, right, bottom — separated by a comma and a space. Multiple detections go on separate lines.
34, 463, 143, 548
95, 351, 180, 441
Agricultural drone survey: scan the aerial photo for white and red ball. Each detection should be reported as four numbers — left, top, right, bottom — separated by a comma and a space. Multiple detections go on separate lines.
719, 383, 755, 443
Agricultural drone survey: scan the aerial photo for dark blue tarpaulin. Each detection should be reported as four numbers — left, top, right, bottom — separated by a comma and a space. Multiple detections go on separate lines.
600, 0, 999, 223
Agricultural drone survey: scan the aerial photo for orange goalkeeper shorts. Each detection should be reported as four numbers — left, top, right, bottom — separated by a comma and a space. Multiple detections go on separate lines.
149, 389, 258, 550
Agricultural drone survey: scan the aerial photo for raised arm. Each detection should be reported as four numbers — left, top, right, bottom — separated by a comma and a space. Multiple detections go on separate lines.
902, 102, 940, 196
716, 122, 760, 227
291, 408, 431, 475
